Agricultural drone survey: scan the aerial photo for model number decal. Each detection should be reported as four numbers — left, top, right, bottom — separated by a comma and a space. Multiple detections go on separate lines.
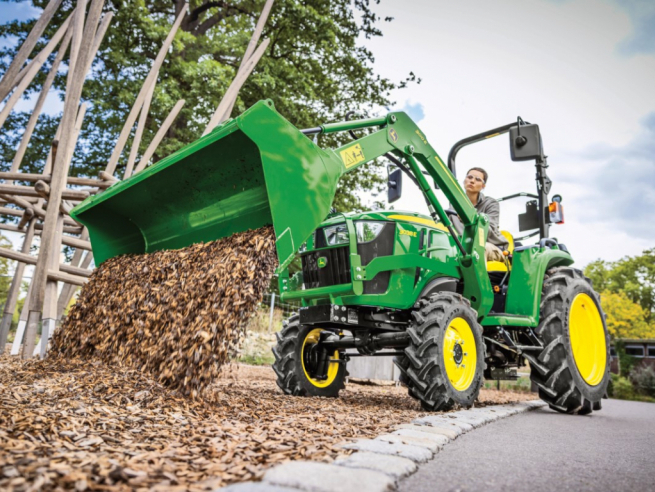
400, 229, 417, 237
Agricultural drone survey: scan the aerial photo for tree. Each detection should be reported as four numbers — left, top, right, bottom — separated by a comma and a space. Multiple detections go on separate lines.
0, 0, 417, 211
599, 291, 654, 340
586, 248, 655, 324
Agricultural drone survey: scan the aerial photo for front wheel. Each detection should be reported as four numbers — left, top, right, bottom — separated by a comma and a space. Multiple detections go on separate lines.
527, 267, 610, 414
272, 315, 346, 397
398, 292, 485, 411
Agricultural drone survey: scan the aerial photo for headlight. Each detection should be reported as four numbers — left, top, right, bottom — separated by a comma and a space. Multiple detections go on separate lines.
355, 221, 386, 243
324, 224, 349, 245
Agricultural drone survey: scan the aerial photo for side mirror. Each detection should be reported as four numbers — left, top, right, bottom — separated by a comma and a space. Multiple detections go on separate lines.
509, 123, 543, 161
387, 168, 403, 203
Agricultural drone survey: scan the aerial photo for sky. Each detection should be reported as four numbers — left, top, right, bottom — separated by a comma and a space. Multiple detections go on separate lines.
1, 0, 654, 270
364, 0, 655, 267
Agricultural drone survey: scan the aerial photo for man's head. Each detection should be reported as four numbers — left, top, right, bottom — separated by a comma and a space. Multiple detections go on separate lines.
464, 167, 487, 194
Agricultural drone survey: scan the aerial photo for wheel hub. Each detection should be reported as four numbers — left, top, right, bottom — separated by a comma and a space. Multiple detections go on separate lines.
453, 343, 464, 365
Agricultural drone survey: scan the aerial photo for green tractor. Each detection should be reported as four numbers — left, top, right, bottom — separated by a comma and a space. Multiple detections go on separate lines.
71, 100, 610, 414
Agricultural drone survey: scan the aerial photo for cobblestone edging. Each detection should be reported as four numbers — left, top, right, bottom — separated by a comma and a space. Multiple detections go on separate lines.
216, 400, 546, 492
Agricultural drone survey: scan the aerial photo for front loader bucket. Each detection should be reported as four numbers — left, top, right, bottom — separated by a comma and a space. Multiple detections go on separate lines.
71, 100, 343, 269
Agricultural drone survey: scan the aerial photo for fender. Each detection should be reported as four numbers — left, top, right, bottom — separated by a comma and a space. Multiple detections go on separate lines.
504, 246, 574, 324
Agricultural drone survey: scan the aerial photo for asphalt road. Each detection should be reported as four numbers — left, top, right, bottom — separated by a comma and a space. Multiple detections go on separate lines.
400, 399, 655, 492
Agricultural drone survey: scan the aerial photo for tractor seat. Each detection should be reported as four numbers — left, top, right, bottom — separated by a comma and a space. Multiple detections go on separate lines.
487, 230, 514, 272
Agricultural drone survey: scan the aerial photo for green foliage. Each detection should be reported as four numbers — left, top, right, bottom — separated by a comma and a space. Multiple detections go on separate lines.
609, 373, 655, 403
599, 290, 655, 340
585, 248, 655, 324
609, 373, 636, 400
629, 365, 655, 398
1, 0, 417, 211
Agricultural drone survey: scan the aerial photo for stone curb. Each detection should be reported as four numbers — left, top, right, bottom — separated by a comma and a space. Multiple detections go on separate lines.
214, 400, 546, 492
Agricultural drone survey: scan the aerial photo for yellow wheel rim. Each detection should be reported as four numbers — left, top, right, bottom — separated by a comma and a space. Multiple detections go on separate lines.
569, 293, 606, 386
301, 328, 340, 388
443, 317, 477, 391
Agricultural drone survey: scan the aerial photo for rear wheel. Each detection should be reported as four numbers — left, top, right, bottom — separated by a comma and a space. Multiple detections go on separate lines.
397, 292, 485, 411
527, 267, 610, 414
272, 315, 346, 397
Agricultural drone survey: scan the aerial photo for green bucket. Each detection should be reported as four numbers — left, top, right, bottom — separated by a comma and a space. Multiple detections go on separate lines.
71, 100, 342, 270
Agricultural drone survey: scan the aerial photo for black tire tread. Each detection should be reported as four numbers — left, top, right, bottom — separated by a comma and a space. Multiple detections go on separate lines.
530, 267, 610, 415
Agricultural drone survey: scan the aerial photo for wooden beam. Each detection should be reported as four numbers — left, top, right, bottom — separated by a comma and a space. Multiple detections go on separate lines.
35, 222, 83, 235
124, 70, 157, 178
104, 8, 186, 176
10, 28, 73, 176
203, 38, 270, 135
0, 219, 36, 348
0, 12, 74, 131
134, 99, 185, 174
0, 171, 113, 188
61, 234, 92, 251
22, 0, 105, 359
48, 270, 87, 286
0, 184, 90, 201
0, 0, 63, 102
16, 207, 35, 229
0, 236, 91, 276
219, 0, 275, 122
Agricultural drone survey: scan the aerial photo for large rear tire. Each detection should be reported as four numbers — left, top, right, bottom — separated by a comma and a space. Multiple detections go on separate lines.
397, 292, 485, 411
527, 267, 610, 414
272, 315, 346, 397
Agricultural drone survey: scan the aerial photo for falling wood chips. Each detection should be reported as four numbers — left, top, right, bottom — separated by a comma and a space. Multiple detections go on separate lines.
50, 226, 278, 398
0, 358, 536, 491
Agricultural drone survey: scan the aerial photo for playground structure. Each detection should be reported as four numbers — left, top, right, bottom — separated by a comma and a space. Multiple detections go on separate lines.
0, 0, 274, 359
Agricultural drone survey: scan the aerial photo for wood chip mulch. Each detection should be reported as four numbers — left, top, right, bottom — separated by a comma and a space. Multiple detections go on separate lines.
50, 227, 278, 398
0, 356, 535, 492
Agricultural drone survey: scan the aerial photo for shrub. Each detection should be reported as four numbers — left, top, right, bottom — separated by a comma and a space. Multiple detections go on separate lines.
611, 375, 636, 400
629, 365, 655, 397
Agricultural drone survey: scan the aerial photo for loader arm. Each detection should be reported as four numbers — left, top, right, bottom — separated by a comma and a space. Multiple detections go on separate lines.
321, 111, 493, 314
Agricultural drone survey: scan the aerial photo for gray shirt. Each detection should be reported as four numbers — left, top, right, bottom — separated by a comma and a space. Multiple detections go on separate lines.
451, 192, 510, 250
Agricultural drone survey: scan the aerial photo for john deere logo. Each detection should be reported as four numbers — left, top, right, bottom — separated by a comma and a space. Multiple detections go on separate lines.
389, 128, 398, 142
317, 257, 328, 268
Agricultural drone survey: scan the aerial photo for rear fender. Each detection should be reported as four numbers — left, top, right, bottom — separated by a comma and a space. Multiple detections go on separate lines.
504, 246, 574, 323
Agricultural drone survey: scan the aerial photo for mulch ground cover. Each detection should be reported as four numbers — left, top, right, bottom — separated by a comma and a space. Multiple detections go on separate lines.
1, 356, 534, 491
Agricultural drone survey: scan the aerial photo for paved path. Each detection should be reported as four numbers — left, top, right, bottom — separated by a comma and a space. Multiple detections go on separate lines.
400, 399, 655, 492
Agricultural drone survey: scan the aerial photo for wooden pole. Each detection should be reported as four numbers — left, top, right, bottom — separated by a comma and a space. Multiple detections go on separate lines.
0, 13, 74, 131
10, 277, 33, 355
9, 28, 73, 175
57, 249, 92, 318
219, 0, 274, 122
0, 172, 114, 188
202, 38, 270, 136
0, 0, 63, 102
104, 9, 186, 176
0, 218, 36, 350
22, 0, 105, 359
124, 71, 157, 178
133, 99, 185, 174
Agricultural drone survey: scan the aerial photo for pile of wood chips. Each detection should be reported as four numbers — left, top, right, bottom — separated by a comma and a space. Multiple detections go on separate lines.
50, 227, 278, 398
0, 356, 535, 491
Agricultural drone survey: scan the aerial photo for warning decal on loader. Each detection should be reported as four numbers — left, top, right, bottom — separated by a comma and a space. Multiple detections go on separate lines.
340, 144, 366, 169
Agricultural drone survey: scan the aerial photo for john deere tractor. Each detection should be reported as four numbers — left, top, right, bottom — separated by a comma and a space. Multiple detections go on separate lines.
71, 100, 610, 414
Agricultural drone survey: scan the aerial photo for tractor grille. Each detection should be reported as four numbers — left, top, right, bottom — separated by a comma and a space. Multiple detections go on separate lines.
301, 246, 351, 289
